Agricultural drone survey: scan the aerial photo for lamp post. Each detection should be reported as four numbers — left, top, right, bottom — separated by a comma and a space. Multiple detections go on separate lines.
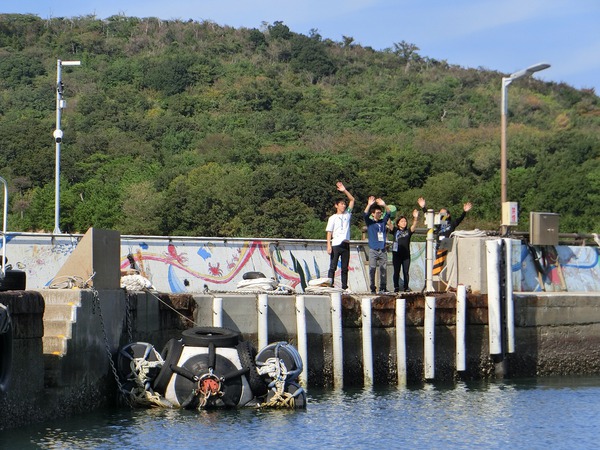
54, 59, 81, 235
0, 176, 7, 275
500, 62, 550, 235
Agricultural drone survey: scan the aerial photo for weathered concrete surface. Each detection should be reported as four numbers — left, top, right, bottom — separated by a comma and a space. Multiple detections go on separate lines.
1, 292, 45, 394
514, 292, 600, 326
2, 289, 600, 431
187, 292, 600, 387
510, 293, 600, 377
340, 293, 495, 385
1, 289, 139, 430
127, 291, 197, 350
0, 292, 45, 431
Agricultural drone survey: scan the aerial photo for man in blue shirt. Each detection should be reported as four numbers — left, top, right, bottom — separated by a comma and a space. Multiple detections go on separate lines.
364, 196, 391, 294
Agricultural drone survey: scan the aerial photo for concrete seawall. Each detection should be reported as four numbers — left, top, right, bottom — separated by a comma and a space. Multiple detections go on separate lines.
1, 288, 600, 430
512, 293, 600, 376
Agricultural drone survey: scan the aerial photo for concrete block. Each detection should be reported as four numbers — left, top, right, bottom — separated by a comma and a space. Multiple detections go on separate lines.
267, 295, 297, 337
456, 238, 488, 294
42, 336, 67, 355
43, 304, 76, 321
37, 289, 82, 306
222, 295, 259, 334
304, 295, 333, 334
132, 291, 161, 335
46, 289, 126, 385
191, 295, 214, 327
514, 293, 600, 326
1, 291, 45, 339
49, 228, 121, 290
43, 320, 72, 337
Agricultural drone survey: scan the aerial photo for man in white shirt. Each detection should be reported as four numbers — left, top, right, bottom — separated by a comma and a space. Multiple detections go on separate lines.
326, 182, 355, 291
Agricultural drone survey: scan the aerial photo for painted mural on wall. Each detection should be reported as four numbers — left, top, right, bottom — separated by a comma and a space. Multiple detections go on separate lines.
2, 233, 598, 293
520, 244, 600, 292
116, 238, 379, 293
116, 238, 352, 293
115, 239, 429, 294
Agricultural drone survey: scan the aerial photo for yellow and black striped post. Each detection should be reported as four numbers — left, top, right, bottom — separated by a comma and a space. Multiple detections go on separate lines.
432, 249, 448, 275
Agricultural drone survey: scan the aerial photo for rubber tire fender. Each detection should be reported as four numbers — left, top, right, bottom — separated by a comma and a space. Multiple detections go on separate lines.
242, 271, 266, 280
0, 270, 26, 292
152, 338, 184, 396
181, 327, 242, 348
285, 382, 307, 409
236, 340, 268, 398
116, 342, 163, 382
266, 381, 307, 409
0, 304, 12, 392
119, 379, 138, 399
256, 342, 303, 383
173, 352, 242, 407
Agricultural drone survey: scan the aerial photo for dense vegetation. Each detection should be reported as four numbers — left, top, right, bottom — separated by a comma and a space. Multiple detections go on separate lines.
0, 13, 598, 238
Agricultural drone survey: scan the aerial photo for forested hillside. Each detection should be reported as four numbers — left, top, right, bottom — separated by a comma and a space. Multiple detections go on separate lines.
0, 13, 598, 238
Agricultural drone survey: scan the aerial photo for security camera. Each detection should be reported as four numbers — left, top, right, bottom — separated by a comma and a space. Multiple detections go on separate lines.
53, 129, 63, 143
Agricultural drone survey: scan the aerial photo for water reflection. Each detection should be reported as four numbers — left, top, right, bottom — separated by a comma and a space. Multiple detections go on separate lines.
2, 376, 600, 449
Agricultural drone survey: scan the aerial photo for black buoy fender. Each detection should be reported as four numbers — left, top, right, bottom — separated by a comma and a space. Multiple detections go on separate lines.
256, 342, 303, 386
236, 340, 268, 398
162, 345, 254, 408
116, 342, 164, 383
181, 327, 242, 347
152, 338, 184, 396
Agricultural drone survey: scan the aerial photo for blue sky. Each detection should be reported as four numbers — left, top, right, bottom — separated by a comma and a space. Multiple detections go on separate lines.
3, 0, 599, 93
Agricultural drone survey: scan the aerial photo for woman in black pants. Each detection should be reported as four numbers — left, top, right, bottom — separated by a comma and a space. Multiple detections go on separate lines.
389, 209, 418, 292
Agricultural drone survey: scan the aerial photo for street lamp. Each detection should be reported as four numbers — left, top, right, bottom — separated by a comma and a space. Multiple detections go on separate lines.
54, 59, 81, 235
500, 62, 550, 235
0, 176, 8, 275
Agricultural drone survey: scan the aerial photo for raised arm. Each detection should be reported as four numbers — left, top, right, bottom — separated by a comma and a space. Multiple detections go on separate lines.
337, 181, 355, 210
451, 201, 472, 230
375, 198, 389, 212
410, 209, 419, 232
386, 218, 394, 232
417, 196, 427, 213
364, 196, 376, 214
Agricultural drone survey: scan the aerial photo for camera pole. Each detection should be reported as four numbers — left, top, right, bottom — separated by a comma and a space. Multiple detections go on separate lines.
53, 59, 80, 235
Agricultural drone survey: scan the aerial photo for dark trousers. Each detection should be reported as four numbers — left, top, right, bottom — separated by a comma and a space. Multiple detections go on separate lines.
328, 242, 350, 289
392, 251, 410, 291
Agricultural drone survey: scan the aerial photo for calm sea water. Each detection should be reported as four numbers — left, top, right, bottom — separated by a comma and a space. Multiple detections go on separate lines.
2, 376, 600, 449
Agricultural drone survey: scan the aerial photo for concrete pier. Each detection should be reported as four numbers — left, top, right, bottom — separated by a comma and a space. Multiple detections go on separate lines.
2, 288, 600, 430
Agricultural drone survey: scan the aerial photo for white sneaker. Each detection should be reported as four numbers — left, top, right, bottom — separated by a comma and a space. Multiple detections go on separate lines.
343, 289, 354, 295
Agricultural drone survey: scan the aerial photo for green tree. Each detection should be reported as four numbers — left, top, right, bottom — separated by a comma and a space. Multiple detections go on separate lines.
268, 21, 292, 41
290, 35, 336, 83
392, 40, 420, 72
0, 13, 597, 236
0, 53, 46, 87
248, 197, 314, 238
116, 181, 165, 234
